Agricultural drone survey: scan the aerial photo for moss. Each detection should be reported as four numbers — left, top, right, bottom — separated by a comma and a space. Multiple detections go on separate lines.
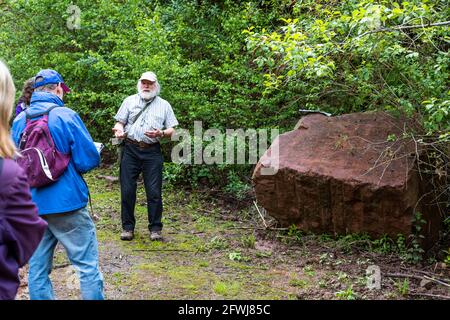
53, 250, 69, 266
132, 260, 220, 299
225, 260, 255, 270
110, 272, 127, 286
198, 261, 209, 268
96, 228, 118, 242
136, 262, 167, 275
213, 281, 241, 297
289, 278, 309, 288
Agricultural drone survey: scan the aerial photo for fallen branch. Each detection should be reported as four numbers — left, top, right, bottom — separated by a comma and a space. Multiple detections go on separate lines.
53, 263, 71, 270
401, 266, 447, 279
107, 262, 122, 268
386, 273, 450, 288
408, 292, 450, 300
385, 273, 423, 281
96, 175, 119, 183
228, 226, 289, 231
253, 201, 268, 228
423, 276, 450, 288
197, 208, 220, 215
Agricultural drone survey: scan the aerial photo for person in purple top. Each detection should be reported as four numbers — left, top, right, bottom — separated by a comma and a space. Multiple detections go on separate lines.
15, 77, 35, 116
0, 60, 47, 300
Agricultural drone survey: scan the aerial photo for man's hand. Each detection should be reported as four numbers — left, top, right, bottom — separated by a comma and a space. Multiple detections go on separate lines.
144, 129, 163, 138
112, 127, 127, 138
112, 122, 126, 138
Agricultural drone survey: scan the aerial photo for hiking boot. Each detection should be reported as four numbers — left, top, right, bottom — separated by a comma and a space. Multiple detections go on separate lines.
150, 230, 162, 241
120, 230, 134, 241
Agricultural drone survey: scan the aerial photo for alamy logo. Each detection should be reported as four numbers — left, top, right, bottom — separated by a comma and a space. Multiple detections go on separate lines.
66, 4, 81, 30
366, 265, 381, 290
170, 121, 279, 175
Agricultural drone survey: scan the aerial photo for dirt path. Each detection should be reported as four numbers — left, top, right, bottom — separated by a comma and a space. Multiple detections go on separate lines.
16, 168, 450, 300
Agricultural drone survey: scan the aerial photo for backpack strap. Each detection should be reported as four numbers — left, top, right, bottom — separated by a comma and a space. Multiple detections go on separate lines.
80, 175, 99, 221
130, 97, 155, 125
0, 157, 3, 176
25, 104, 59, 120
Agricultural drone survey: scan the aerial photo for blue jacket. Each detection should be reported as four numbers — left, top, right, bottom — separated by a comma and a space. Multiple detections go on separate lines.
11, 92, 100, 215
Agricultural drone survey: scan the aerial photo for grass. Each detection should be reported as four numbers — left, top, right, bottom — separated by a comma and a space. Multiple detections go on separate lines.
213, 281, 241, 297
335, 286, 358, 300
289, 278, 309, 288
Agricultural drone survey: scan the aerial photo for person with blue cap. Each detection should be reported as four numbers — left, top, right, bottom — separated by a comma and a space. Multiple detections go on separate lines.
11, 69, 105, 300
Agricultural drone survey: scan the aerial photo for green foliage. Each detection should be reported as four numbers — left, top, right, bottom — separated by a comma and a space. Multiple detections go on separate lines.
444, 248, 450, 267
372, 235, 397, 254
162, 162, 185, 186
335, 285, 357, 300
331, 230, 426, 263
289, 278, 308, 288
303, 265, 316, 277
208, 236, 229, 251
395, 279, 410, 296
445, 216, 450, 234
287, 224, 303, 242
256, 251, 272, 258
213, 281, 240, 297
224, 170, 252, 200
228, 251, 251, 262
228, 251, 242, 261
393, 212, 426, 264
244, 0, 449, 137
387, 134, 397, 142
240, 233, 256, 249
422, 96, 450, 133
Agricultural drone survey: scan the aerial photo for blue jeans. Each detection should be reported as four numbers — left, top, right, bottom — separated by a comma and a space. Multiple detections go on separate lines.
28, 207, 104, 300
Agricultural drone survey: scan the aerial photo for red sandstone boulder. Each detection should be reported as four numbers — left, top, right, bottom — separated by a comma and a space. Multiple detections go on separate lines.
252, 112, 443, 246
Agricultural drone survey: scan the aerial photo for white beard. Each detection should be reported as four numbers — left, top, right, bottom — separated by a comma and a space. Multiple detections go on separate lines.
139, 90, 157, 100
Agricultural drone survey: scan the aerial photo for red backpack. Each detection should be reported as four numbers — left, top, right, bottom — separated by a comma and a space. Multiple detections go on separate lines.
17, 105, 71, 188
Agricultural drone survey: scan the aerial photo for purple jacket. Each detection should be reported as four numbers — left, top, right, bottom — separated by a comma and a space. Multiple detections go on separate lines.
0, 158, 47, 300
15, 102, 27, 116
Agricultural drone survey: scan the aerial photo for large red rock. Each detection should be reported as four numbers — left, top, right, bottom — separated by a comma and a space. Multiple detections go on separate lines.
252, 112, 443, 247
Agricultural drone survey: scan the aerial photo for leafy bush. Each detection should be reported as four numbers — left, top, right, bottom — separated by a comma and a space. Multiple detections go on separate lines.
244, 0, 449, 127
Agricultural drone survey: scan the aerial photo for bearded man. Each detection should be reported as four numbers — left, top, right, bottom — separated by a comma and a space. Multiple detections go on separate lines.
113, 72, 178, 241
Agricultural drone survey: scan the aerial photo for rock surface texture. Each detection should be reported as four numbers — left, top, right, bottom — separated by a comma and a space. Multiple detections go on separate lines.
252, 112, 443, 247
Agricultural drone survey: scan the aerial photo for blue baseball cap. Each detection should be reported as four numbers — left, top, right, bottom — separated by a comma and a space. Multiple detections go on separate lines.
33, 69, 71, 93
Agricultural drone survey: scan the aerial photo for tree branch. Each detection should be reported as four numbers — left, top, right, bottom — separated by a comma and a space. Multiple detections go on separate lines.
357, 21, 450, 39
408, 292, 450, 300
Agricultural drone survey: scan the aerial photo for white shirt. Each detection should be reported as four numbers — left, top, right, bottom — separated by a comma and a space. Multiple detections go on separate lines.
114, 94, 178, 144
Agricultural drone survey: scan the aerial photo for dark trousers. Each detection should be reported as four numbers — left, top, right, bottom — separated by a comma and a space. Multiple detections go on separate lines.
120, 142, 163, 232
